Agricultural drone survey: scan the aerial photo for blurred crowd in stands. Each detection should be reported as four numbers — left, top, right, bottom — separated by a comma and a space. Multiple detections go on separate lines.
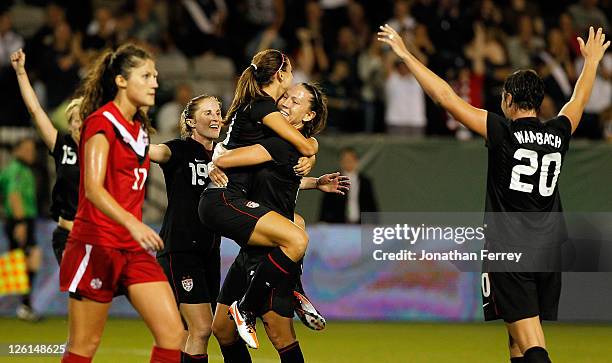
0, 0, 610, 139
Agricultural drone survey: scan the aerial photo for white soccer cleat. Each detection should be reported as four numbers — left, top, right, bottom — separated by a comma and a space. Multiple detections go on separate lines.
229, 301, 259, 349
293, 291, 326, 331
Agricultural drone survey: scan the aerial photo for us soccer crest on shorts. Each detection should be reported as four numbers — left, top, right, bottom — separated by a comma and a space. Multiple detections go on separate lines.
181, 277, 193, 292
245, 201, 259, 208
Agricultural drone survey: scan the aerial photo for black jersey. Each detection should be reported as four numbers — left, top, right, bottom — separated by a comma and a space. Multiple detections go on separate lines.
50, 132, 79, 221
249, 137, 302, 220
484, 112, 572, 247
158, 138, 220, 255
222, 96, 278, 196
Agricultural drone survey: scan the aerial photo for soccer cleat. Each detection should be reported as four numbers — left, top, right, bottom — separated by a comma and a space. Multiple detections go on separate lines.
16, 304, 41, 322
293, 291, 326, 331
229, 301, 259, 349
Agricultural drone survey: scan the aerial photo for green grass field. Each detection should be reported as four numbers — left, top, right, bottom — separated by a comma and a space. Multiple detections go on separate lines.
0, 318, 611, 362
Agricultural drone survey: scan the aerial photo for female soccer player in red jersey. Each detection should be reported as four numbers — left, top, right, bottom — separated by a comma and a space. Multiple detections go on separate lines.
59, 44, 183, 363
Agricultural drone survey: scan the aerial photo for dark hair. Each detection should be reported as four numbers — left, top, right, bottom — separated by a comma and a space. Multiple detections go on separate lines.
300, 82, 327, 137
503, 69, 545, 111
79, 44, 155, 133
225, 49, 289, 124
179, 94, 222, 139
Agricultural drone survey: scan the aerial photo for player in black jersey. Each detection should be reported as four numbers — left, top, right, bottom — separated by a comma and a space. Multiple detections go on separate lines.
199, 49, 320, 348
149, 95, 222, 363
211, 83, 343, 363
379, 25, 610, 363
10, 49, 82, 321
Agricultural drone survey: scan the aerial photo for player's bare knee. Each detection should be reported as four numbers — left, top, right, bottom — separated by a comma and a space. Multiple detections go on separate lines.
265, 329, 294, 350
212, 320, 236, 345
189, 324, 212, 342
69, 334, 102, 356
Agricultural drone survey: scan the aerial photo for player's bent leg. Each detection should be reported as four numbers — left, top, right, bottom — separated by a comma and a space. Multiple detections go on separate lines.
213, 303, 252, 363
128, 281, 183, 362
180, 303, 213, 359
262, 311, 304, 363
293, 213, 306, 230
248, 212, 309, 262
64, 296, 111, 360
509, 333, 524, 362
506, 316, 550, 362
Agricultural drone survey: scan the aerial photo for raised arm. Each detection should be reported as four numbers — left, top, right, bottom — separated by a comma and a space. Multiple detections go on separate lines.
559, 26, 610, 133
148, 144, 172, 164
378, 24, 488, 138
262, 112, 318, 156
10, 49, 57, 151
214, 144, 272, 169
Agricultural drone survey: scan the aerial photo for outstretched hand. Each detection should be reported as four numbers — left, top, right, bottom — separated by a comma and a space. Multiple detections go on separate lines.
10, 49, 26, 74
317, 172, 351, 195
577, 26, 610, 63
377, 24, 410, 58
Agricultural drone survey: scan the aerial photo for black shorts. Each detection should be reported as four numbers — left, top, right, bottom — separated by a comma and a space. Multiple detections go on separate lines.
218, 247, 296, 318
5, 218, 37, 253
157, 249, 221, 305
482, 272, 561, 323
52, 226, 70, 265
199, 189, 271, 247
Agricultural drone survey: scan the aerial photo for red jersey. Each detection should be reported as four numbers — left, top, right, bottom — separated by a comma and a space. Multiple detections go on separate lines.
71, 101, 150, 251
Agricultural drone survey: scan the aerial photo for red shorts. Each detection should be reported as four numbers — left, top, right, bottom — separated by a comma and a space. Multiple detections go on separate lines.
59, 240, 168, 303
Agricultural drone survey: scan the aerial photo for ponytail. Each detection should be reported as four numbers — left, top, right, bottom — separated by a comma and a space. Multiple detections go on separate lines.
225, 49, 288, 124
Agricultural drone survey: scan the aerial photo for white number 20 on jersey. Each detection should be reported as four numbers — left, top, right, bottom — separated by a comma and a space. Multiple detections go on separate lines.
509, 148, 561, 197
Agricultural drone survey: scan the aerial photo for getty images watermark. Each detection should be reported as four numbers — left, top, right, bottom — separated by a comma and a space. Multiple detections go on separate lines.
360, 212, 612, 272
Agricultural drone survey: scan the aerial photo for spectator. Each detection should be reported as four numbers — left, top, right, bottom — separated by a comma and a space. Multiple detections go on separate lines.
384, 49, 426, 136
128, 0, 163, 49
156, 83, 193, 135
0, 138, 41, 321
347, 1, 370, 51
559, 12, 582, 59
0, 10, 24, 68
319, 147, 378, 224
243, 0, 286, 58
568, 0, 609, 34
537, 28, 577, 110
83, 6, 117, 51
358, 34, 386, 133
387, 0, 416, 34
168, 0, 227, 57
321, 59, 361, 132
506, 14, 545, 70
573, 51, 612, 138
38, 20, 81, 110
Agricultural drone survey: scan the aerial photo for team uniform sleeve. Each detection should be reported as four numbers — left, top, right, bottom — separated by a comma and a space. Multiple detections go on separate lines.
547, 115, 572, 141
258, 137, 291, 164
486, 112, 509, 150
250, 98, 279, 123
50, 132, 63, 158
81, 114, 116, 145
161, 139, 183, 171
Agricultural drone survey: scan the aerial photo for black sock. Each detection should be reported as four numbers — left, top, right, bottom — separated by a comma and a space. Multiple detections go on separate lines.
219, 340, 252, 363
278, 341, 304, 363
21, 271, 36, 307
523, 347, 551, 363
240, 248, 298, 312
511, 357, 525, 363
181, 352, 208, 363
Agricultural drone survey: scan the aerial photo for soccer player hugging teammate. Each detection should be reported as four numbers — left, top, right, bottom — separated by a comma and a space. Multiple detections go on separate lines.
198, 49, 319, 349
149, 95, 223, 363
379, 25, 609, 363
59, 44, 184, 363
11, 48, 82, 265
210, 83, 342, 363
